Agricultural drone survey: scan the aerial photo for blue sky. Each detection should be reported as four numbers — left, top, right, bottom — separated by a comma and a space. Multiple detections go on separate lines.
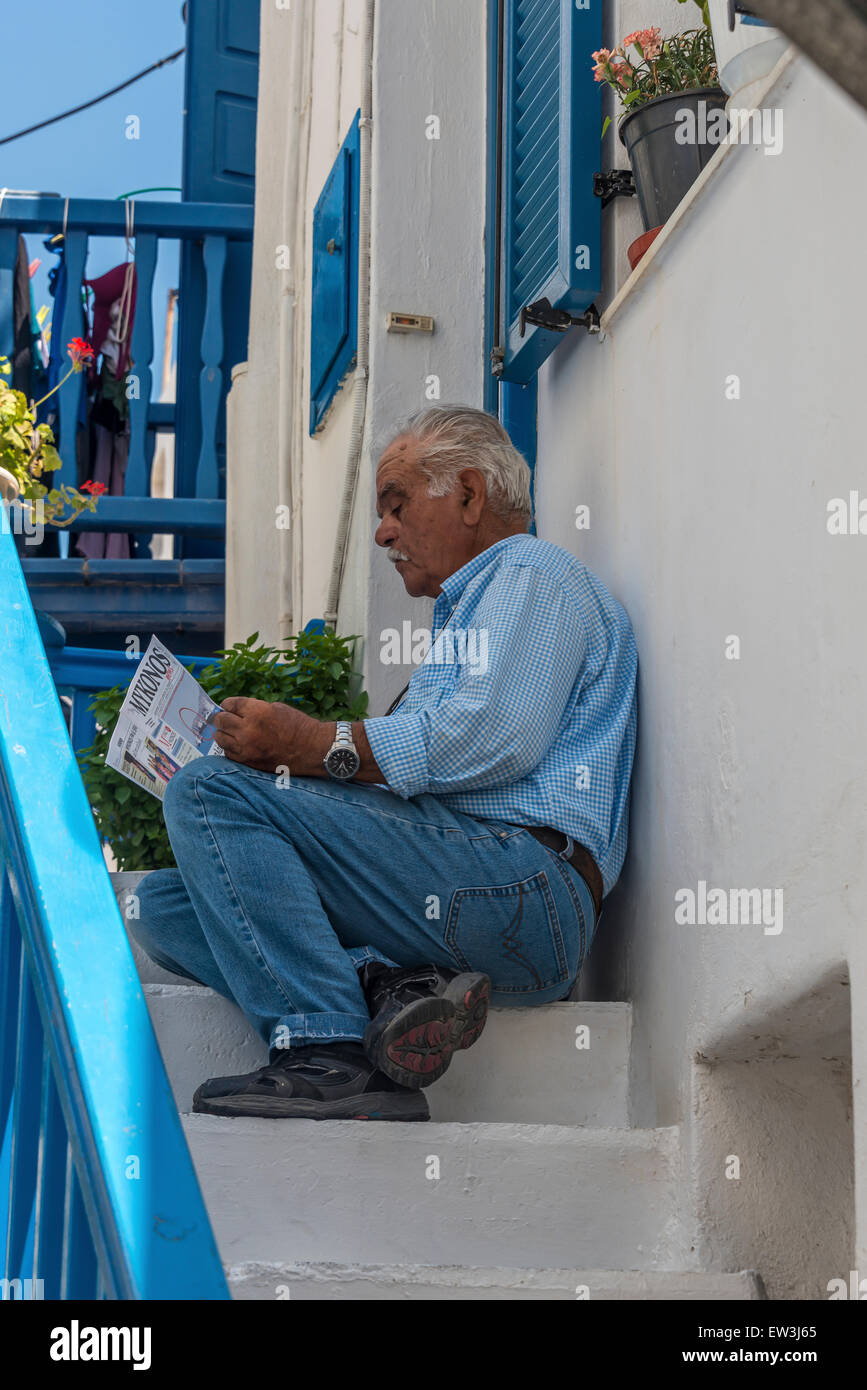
0, 0, 187, 382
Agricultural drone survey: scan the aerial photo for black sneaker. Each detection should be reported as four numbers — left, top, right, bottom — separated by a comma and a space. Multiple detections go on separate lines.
192, 1041, 430, 1121
359, 962, 491, 1090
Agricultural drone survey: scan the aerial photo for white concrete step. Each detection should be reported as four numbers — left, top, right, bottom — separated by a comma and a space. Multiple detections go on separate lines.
226, 1261, 765, 1301
145, 984, 268, 1109
182, 1114, 688, 1271
114, 872, 186, 986
144, 983, 631, 1126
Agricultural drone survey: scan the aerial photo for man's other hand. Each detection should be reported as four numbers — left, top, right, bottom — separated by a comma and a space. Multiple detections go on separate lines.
213, 697, 326, 772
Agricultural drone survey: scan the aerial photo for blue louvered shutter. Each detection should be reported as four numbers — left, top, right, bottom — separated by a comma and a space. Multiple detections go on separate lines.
501, 0, 602, 384
310, 113, 361, 434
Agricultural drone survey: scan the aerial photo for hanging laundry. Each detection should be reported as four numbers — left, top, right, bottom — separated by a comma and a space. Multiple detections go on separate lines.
74, 260, 138, 561
85, 262, 137, 378
11, 235, 32, 397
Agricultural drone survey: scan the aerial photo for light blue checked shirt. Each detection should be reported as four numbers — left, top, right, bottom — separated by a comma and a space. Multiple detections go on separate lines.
364, 534, 638, 896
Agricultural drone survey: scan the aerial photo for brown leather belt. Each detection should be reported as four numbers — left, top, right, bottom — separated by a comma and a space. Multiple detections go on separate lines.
524, 826, 603, 919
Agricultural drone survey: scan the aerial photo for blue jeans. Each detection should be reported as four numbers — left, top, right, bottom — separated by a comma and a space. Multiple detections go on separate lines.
133, 759, 599, 1053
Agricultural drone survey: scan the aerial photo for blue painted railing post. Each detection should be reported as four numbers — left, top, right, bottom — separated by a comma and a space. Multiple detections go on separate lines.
197, 235, 227, 499
126, 231, 157, 558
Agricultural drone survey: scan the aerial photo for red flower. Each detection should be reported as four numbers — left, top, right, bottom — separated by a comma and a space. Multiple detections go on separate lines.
80, 479, 107, 496
67, 337, 95, 370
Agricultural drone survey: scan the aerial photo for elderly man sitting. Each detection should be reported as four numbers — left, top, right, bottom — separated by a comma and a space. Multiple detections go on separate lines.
134, 404, 638, 1122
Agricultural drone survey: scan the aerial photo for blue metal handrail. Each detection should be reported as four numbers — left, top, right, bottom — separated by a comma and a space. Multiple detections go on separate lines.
0, 521, 229, 1299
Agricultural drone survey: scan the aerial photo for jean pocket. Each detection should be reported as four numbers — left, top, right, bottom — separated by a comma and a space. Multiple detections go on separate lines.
444, 871, 571, 994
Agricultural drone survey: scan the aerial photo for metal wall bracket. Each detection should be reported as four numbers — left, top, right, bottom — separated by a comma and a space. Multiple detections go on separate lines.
728, 1, 760, 29
593, 169, 636, 208
519, 298, 601, 338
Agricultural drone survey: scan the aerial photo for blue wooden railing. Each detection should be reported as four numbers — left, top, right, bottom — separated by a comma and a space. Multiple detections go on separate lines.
0, 195, 253, 641
0, 521, 229, 1299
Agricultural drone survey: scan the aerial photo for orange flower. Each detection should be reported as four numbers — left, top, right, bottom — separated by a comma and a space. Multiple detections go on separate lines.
623, 27, 662, 60
591, 48, 615, 82
67, 338, 95, 371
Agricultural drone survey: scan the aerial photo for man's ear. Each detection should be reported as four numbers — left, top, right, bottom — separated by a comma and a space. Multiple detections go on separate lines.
457, 468, 486, 525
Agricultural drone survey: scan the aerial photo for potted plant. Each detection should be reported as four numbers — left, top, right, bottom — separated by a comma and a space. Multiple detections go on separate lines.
707, 0, 787, 99
593, 12, 726, 265
0, 337, 103, 528
77, 629, 370, 871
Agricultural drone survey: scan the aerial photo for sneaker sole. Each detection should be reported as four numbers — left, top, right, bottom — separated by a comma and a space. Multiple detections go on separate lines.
364, 972, 491, 1090
191, 1088, 430, 1121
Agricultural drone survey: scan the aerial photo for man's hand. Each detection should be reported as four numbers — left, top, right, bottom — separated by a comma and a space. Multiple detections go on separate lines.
212, 698, 387, 783
213, 698, 330, 773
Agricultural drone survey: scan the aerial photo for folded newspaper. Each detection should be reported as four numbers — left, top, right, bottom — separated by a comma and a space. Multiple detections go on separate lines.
106, 636, 225, 801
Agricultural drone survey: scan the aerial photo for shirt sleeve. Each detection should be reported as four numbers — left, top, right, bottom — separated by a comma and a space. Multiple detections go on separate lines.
364, 563, 588, 798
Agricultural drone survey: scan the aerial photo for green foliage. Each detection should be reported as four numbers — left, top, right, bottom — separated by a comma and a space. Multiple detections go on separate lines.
0, 356, 98, 526
595, 28, 719, 114
76, 628, 369, 872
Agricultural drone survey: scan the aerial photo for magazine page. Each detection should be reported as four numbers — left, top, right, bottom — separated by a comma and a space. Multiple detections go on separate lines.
107, 712, 203, 802
121, 636, 223, 755
105, 637, 225, 800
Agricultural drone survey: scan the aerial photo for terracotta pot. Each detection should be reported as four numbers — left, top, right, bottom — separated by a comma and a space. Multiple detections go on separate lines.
628, 226, 663, 271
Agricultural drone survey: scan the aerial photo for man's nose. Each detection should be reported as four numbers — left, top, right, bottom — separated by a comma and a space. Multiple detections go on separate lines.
375, 517, 396, 548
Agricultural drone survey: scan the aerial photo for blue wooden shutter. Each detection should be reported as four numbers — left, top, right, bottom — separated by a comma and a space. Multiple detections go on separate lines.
501, 0, 601, 384
309, 114, 361, 435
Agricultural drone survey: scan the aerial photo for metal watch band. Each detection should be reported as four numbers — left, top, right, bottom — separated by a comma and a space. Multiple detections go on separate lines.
324, 721, 360, 781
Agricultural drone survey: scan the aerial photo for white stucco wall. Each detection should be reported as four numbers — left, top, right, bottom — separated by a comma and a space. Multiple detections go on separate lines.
229, 0, 862, 1295
535, 49, 866, 1290
227, 0, 368, 649
340, 0, 488, 710
229, 0, 486, 714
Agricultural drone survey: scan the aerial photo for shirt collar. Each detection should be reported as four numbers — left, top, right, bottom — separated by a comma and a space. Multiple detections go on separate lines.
438, 535, 526, 610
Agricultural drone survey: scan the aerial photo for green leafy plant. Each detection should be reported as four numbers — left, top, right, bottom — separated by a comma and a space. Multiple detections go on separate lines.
77, 628, 369, 871
592, 26, 719, 113
0, 338, 103, 525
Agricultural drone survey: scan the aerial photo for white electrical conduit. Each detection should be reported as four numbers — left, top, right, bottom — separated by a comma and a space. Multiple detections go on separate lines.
276, 0, 308, 641
324, 0, 374, 626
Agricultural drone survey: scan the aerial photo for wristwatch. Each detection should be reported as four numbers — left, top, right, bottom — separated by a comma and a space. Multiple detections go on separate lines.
324, 721, 361, 781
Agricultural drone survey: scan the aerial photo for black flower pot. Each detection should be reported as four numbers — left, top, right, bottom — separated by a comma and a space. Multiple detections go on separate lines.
619, 88, 728, 231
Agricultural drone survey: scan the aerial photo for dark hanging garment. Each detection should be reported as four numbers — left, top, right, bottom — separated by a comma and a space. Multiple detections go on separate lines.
12, 235, 32, 398
74, 263, 137, 561
85, 264, 137, 378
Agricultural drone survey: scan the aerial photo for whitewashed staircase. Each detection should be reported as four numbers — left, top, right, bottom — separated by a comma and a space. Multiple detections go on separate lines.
113, 872, 763, 1301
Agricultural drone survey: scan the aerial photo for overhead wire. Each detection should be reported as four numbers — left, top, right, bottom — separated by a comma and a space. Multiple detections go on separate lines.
0, 48, 186, 148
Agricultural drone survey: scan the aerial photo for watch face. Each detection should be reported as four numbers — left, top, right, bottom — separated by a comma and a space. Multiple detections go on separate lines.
327, 747, 360, 778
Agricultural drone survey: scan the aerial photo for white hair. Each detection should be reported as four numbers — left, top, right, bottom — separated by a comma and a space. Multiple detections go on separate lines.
385, 404, 533, 525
